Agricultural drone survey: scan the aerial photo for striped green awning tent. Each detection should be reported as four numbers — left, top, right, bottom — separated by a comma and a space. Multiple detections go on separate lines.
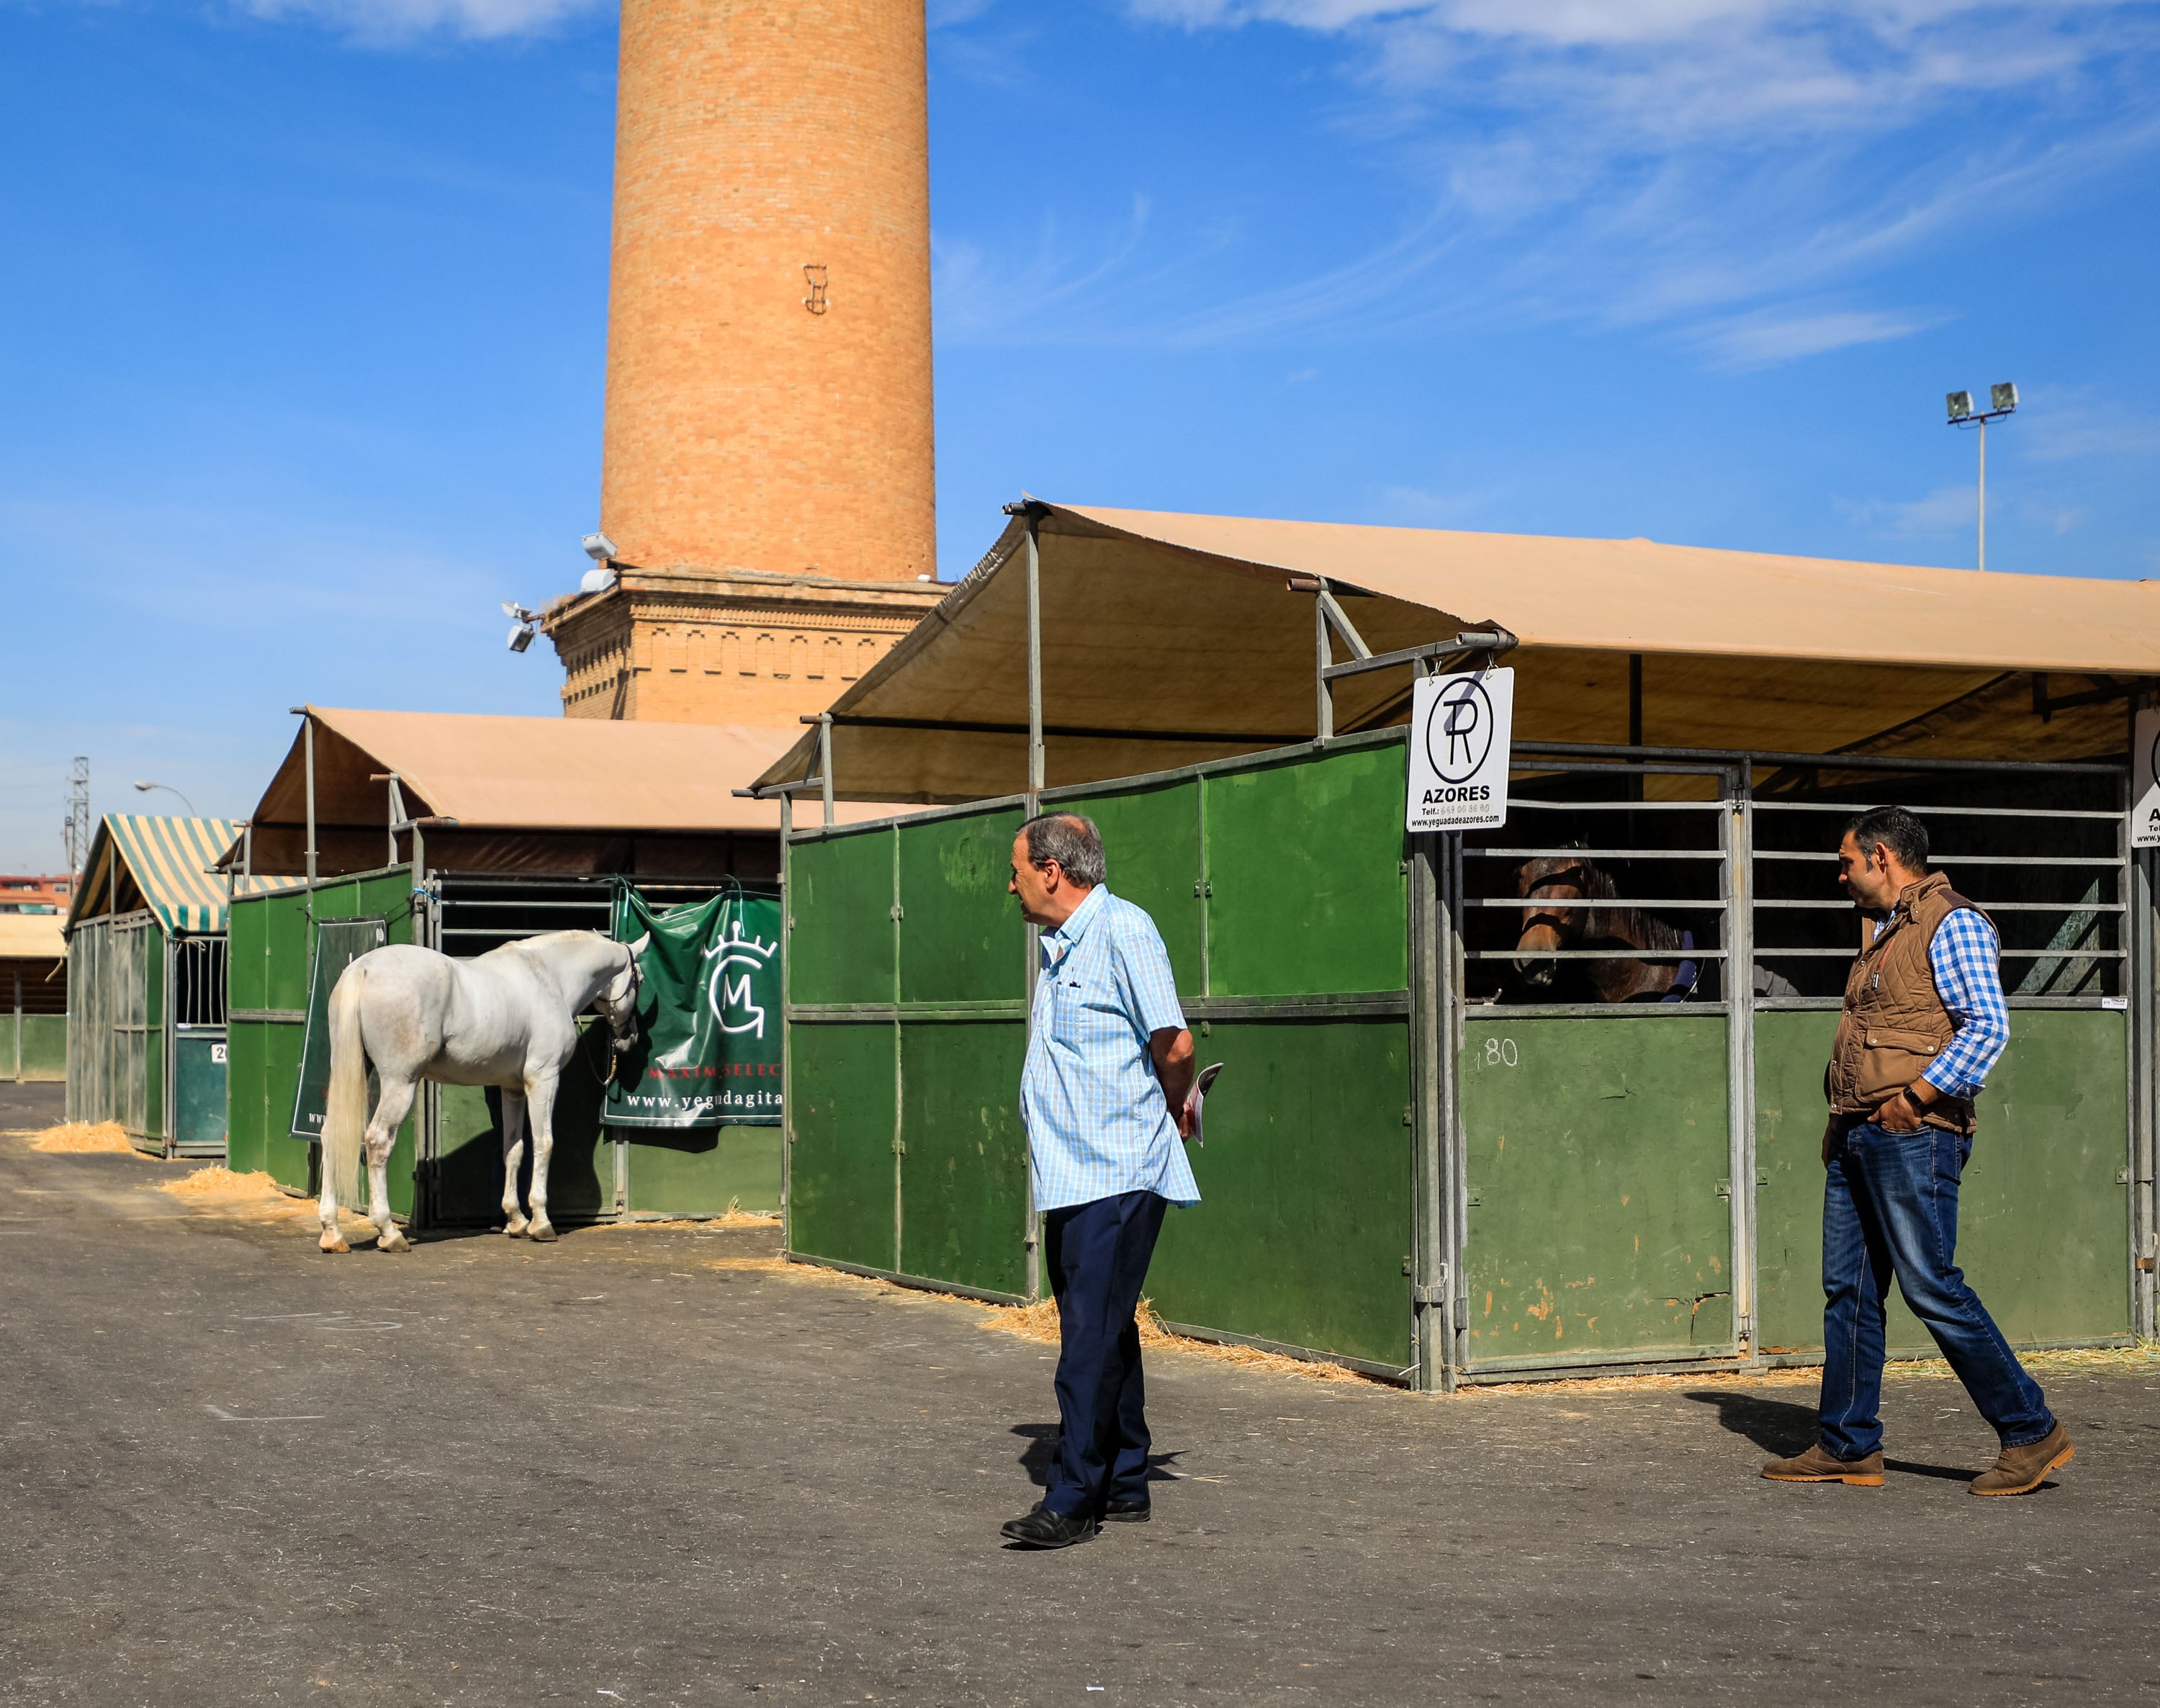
67, 816, 304, 937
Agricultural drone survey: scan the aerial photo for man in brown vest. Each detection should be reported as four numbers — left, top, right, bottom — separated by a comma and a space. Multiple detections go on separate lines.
1762, 806, 2074, 1496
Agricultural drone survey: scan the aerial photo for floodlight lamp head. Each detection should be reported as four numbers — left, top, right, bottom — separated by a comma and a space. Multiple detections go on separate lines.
501, 599, 535, 621
579, 565, 614, 594
508, 624, 535, 654
581, 531, 618, 562
1946, 390, 1974, 422
1991, 381, 2018, 414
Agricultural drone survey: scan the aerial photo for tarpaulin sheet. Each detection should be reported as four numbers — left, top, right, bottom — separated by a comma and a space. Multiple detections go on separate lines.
606, 886, 783, 1129
754, 503, 2159, 804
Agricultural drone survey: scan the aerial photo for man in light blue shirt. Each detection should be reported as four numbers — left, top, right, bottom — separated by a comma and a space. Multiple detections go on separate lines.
999, 812, 1197, 1550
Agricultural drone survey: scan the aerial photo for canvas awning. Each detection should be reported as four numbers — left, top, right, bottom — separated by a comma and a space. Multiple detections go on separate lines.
228, 708, 906, 878
66, 817, 302, 937
0, 914, 67, 961
755, 503, 2160, 802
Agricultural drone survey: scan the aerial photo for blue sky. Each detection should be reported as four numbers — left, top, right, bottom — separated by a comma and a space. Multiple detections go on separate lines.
1, 0, 2156, 868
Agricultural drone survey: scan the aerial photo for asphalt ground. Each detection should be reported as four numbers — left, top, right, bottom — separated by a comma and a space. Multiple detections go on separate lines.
4, 1079, 2157, 1708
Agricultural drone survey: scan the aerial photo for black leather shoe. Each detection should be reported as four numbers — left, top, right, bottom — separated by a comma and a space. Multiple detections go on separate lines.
999, 1504, 1095, 1549
1102, 1498, 1151, 1523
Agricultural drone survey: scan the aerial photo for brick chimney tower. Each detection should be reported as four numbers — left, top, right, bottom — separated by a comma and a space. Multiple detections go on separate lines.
546, 0, 946, 724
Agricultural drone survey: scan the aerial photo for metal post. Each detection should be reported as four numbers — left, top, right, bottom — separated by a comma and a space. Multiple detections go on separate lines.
891, 824, 904, 1275
1977, 417, 1988, 573
779, 791, 794, 1249
1025, 514, 1045, 808
1440, 826, 1467, 1385
1021, 512, 1045, 1296
819, 714, 834, 827
1314, 593, 1334, 744
1408, 827, 1445, 1392
12, 967, 20, 1083
1725, 763, 1757, 1358
301, 712, 318, 886
2126, 702, 2156, 1336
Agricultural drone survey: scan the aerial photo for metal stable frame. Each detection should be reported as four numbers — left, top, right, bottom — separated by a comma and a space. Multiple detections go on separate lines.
750, 509, 2159, 1383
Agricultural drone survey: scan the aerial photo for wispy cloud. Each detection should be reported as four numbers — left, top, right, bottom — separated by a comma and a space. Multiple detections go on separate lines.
232, 0, 607, 42
935, 1, 2160, 370
1690, 306, 1942, 370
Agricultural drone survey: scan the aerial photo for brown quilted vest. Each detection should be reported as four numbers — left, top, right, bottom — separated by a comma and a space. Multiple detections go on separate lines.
1824, 870, 1992, 1134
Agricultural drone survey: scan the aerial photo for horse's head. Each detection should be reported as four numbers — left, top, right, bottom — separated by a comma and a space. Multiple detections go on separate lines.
1513, 848, 1600, 992
599, 933, 649, 1053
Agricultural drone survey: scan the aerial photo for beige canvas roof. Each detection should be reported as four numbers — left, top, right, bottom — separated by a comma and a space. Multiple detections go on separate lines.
0, 914, 66, 960
233, 708, 903, 878
755, 503, 2160, 802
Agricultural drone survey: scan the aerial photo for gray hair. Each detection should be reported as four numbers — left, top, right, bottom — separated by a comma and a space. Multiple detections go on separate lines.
1020, 812, 1106, 888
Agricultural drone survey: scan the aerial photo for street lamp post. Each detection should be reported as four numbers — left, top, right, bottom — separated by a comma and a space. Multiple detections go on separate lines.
1945, 382, 2017, 572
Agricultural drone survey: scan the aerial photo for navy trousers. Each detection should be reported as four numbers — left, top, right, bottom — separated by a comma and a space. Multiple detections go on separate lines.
1042, 1189, 1169, 1519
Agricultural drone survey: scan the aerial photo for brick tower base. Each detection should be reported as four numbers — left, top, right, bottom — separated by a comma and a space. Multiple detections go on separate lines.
544, 567, 945, 724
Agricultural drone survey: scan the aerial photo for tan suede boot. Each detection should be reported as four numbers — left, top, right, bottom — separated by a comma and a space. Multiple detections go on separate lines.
1970, 1423, 2074, 1496
1761, 1443, 1885, 1486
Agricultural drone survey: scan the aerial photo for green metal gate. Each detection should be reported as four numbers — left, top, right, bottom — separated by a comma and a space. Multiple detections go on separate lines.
782, 733, 2148, 1388
788, 732, 1420, 1375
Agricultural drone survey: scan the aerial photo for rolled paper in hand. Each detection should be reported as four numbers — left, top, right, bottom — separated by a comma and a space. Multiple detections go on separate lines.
1183, 1061, 1225, 1145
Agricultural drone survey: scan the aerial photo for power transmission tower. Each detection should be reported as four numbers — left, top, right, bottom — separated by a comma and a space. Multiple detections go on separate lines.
63, 758, 91, 873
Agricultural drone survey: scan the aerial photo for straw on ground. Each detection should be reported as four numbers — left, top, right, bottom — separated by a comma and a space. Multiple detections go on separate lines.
21, 1122, 138, 1155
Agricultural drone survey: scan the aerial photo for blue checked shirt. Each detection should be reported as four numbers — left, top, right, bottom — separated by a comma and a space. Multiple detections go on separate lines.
1868, 904, 2010, 1099
1021, 886, 1201, 1213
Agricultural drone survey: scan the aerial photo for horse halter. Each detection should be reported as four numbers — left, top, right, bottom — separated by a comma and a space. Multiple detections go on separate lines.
1519, 863, 1593, 938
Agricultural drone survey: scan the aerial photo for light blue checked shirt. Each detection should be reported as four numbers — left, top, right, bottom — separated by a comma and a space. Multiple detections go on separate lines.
1868, 904, 2010, 1100
1021, 886, 1200, 1214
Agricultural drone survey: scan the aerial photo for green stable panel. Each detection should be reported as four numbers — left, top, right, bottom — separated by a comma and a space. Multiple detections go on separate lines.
791, 828, 897, 1006
1755, 1008, 2130, 1354
626, 1128, 783, 1217
253, 1022, 315, 1196
1460, 1014, 1734, 1367
896, 1020, 1029, 1297
1053, 779, 1204, 997
171, 1031, 228, 1156
13, 1015, 66, 1080
788, 1021, 899, 1271
1146, 1017, 1413, 1369
225, 896, 274, 1175
1203, 742, 1407, 997
897, 809, 1027, 1005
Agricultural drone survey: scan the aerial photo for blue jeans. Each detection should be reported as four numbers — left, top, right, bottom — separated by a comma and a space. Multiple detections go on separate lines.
1042, 1190, 1168, 1519
1819, 1120, 2054, 1459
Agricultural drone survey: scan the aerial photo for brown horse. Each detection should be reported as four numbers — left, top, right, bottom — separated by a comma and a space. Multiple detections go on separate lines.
1513, 847, 1698, 1003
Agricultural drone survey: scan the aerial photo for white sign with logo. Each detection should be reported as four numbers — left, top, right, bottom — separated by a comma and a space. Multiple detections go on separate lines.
1406, 667, 1514, 832
2135, 706, 2160, 849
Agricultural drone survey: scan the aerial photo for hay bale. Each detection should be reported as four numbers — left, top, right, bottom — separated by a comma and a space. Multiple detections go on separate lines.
25, 1121, 138, 1155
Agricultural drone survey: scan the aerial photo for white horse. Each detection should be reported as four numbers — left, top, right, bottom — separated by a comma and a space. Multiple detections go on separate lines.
318, 929, 647, 1253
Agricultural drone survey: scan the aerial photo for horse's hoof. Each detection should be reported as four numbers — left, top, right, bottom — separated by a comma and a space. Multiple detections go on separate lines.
318, 1231, 350, 1254
526, 1223, 558, 1244
377, 1230, 412, 1254
504, 1223, 529, 1239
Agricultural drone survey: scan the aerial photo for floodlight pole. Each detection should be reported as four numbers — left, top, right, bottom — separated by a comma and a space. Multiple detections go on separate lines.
1948, 390, 2015, 572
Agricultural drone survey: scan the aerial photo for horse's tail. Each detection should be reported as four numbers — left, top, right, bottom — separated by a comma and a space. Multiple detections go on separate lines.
322, 961, 369, 1211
